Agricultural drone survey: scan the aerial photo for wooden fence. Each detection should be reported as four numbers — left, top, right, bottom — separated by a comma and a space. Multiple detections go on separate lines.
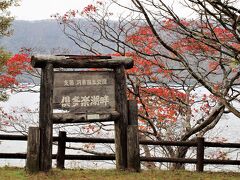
0, 133, 240, 172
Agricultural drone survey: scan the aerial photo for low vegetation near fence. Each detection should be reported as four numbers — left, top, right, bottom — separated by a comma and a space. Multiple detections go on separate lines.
1, 133, 240, 172
1, 167, 240, 180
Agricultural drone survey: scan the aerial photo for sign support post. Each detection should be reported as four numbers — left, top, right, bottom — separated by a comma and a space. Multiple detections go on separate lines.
30, 55, 134, 172
39, 63, 54, 172
114, 65, 128, 170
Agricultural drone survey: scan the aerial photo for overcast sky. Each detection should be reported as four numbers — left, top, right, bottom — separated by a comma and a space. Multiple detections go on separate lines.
10, 0, 198, 21
10, 0, 96, 20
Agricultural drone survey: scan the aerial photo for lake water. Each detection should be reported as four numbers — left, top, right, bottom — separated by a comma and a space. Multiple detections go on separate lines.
0, 87, 240, 171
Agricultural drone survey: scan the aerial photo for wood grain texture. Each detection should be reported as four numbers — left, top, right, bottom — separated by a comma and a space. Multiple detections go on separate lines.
39, 63, 53, 172
31, 55, 133, 69
53, 111, 120, 123
127, 100, 140, 172
53, 71, 116, 113
114, 65, 128, 170
26, 127, 40, 173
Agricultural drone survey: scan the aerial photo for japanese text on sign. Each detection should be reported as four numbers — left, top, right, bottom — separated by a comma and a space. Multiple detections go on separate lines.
64, 79, 107, 86
53, 71, 116, 113
61, 95, 110, 108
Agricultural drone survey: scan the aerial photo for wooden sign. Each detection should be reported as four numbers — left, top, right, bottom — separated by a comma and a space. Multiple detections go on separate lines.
30, 55, 133, 172
53, 71, 115, 114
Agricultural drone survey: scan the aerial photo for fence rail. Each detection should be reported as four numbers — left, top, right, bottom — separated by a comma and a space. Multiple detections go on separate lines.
0, 134, 240, 172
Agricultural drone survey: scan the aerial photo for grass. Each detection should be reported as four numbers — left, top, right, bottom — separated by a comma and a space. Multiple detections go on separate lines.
1, 167, 240, 180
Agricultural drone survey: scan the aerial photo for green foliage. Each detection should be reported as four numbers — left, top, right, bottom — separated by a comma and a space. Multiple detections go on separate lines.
0, 0, 19, 37
0, 0, 18, 102
0, 47, 11, 69
0, 48, 11, 101
0, 0, 16, 69
0, 167, 26, 180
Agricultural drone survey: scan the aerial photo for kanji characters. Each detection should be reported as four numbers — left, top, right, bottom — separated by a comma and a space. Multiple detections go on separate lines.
81, 96, 91, 106
60, 95, 110, 108
72, 96, 81, 107
64, 80, 69, 86
100, 95, 109, 105
90, 95, 100, 105
63, 79, 108, 86
61, 96, 71, 107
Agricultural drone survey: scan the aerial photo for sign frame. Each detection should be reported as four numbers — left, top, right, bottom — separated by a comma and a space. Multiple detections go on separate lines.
53, 70, 116, 115
31, 55, 133, 171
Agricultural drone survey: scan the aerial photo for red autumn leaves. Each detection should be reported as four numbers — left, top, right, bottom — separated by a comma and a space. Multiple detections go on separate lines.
0, 54, 31, 88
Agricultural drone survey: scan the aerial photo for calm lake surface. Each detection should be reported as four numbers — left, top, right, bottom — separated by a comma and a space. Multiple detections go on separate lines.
0, 87, 240, 171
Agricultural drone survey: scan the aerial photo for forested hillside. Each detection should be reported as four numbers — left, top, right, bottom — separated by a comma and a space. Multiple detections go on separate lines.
0, 20, 79, 53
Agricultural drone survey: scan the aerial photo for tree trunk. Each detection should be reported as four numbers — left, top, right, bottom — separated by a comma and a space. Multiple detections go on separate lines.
172, 146, 189, 170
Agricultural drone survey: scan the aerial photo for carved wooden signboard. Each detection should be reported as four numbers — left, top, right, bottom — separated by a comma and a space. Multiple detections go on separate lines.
53, 71, 115, 114
30, 55, 134, 172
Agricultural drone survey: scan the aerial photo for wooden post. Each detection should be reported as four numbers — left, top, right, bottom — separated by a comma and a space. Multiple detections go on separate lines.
30, 55, 133, 171
39, 63, 54, 172
114, 65, 128, 170
127, 100, 140, 172
57, 131, 66, 169
26, 127, 40, 173
196, 137, 204, 172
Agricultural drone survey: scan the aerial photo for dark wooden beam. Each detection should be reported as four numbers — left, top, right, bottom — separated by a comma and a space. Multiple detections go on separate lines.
140, 157, 197, 164
64, 137, 114, 143
127, 100, 140, 172
61, 154, 115, 160
52, 111, 120, 124
31, 55, 133, 69
26, 127, 40, 173
39, 63, 54, 172
0, 134, 27, 140
196, 137, 204, 172
57, 131, 66, 169
114, 65, 128, 170
140, 140, 196, 146
0, 153, 27, 159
